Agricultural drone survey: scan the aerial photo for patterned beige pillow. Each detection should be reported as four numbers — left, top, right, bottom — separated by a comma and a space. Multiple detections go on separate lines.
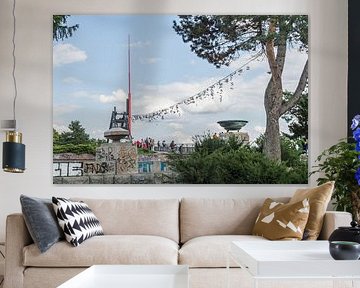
252, 198, 310, 240
289, 181, 334, 240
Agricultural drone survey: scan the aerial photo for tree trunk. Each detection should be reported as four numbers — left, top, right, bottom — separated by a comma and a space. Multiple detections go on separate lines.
262, 20, 285, 162
262, 19, 308, 162
264, 108, 281, 161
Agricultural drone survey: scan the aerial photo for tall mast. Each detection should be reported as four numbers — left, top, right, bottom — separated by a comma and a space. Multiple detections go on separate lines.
127, 34, 132, 138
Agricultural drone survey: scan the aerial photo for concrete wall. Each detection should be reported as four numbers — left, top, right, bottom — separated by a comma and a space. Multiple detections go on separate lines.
0, 0, 348, 242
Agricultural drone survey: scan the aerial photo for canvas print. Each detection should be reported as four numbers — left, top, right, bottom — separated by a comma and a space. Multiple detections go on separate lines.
53, 15, 308, 184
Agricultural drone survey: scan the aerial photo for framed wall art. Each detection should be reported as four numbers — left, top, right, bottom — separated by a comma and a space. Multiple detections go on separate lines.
52, 15, 308, 184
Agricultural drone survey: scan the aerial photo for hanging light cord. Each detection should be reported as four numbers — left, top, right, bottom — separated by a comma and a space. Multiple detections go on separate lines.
11, 0, 18, 123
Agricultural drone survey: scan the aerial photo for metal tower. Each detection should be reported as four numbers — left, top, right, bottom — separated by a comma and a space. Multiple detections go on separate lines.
104, 35, 132, 142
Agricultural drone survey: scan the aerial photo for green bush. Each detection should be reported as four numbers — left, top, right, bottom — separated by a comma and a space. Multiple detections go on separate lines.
254, 134, 306, 166
168, 136, 308, 184
53, 143, 97, 155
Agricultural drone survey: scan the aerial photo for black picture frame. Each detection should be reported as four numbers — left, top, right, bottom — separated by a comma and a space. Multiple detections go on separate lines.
348, 0, 360, 138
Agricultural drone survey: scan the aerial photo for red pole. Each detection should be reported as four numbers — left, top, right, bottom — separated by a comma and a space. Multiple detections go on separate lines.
128, 34, 132, 138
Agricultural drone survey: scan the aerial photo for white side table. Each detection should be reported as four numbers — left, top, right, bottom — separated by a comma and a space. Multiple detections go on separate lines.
228, 240, 360, 288
58, 265, 189, 288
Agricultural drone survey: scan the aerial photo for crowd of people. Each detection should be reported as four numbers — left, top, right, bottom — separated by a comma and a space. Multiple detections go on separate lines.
134, 137, 156, 150
134, 137, 187, 153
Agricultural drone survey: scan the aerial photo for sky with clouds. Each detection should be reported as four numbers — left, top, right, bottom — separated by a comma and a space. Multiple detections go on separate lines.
53, 15, 308, 144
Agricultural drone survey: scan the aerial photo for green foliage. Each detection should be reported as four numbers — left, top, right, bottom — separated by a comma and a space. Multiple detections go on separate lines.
53, 143, 97, 155
53, 128, 60, 145
173, 15, 308, 68
53, 120, 105, 155
280, 136, 305, 164
137, 148, 155, 155
53, 15, 79, 42
57, 120, 90, 145
192, 133, 245, 154
255, 134, 307, 165
311, 139, 360, 212
282, 92, 308, 141
174, 15, 308, 162
168, 135, 308, 184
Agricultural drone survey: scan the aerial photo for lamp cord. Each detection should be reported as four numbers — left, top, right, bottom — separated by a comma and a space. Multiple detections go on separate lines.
11, 0, 18, 123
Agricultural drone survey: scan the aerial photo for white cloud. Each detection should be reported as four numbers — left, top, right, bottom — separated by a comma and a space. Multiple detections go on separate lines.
228, 53, 267, 71
183, 101, 227, 114
131, 71, 269, 120
229, 49, 308, 93
90, 129, 105, 140
168, 122, 183, 130
254, 125, 265, 134
134, 79, 230, 116
98, 89, 127, 104
61, 88, 129, 106
53, 104, 79, 116
282, 50, 308, 91
62, 77, 82, 84
53, 123, 70, 133
53, 44, 87, 66
71, 91, 91, 98
280, 118, 290, 135
169, 130, 192, 143
206, 122, 225, 133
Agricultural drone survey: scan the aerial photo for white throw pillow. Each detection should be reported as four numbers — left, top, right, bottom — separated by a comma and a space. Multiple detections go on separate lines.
52, 197, 104, 247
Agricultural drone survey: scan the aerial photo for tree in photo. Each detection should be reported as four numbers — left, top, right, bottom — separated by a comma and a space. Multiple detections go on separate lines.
173, 15, 308, 161
53, 121, 104, 155
53, 15, 79, 42
168, 134, 307, 184
60, 120, 90, 145
282, 91, 308, 142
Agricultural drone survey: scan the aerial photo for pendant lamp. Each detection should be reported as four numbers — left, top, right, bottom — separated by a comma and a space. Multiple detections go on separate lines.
1, 0, 26, 173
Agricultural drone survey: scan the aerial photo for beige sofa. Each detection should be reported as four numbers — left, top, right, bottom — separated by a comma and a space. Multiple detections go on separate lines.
4, 198, 352, 288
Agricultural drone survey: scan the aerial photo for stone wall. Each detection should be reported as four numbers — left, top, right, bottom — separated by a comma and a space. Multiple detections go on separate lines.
53, 172, 177, 184
53, 142, 138, 179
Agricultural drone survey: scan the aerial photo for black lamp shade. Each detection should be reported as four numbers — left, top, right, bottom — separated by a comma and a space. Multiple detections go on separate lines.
2, 141, 25, 172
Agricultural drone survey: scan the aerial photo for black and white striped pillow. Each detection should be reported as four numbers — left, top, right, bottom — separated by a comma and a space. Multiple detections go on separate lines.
52, 197, 104, 247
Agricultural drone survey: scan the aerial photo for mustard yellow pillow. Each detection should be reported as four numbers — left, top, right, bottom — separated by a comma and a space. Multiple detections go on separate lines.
289, 181, 334, 240
252, 198, 310, 240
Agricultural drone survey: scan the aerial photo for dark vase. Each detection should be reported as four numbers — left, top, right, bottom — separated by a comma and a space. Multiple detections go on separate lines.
329, 221, 360, 244
329, 241, 360, 260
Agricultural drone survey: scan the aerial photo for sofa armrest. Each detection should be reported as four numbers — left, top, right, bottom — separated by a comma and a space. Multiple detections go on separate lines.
318, 211, 352, 240
4, 213, 33, 288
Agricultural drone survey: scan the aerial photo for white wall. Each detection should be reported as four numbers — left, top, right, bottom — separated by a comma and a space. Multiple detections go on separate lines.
0, 0, 348, 242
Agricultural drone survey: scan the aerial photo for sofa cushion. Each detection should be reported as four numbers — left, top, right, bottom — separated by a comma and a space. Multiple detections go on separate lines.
179, 235, 267, 267
290, 181, 334, 240
23, 235, 179, 267
180, 198, 289, 243
20, 195, 64, 253
72, 198, 179, 243
52, 197, 104, 247
252, 198, 310, 240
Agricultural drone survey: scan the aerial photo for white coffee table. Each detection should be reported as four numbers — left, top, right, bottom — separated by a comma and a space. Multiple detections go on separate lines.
229, 240, 360, 288
57, 265, 189, 288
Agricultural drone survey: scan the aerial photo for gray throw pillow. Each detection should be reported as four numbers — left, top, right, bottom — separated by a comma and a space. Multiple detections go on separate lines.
20, 195, 64, 253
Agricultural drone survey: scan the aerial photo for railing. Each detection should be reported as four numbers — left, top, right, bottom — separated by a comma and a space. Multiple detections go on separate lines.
153, 144, 195, 154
